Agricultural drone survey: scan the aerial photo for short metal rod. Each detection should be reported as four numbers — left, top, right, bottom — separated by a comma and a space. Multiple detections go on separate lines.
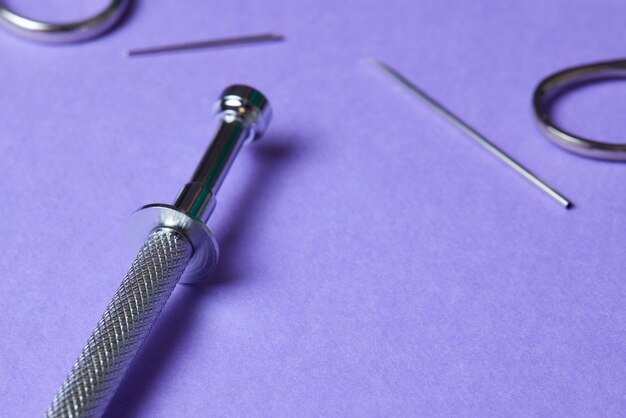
368, 57, 572, 209
126, 33, 284, 57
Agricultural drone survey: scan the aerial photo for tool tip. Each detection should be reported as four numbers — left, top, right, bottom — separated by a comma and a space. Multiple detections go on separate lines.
217, 85, 272, 140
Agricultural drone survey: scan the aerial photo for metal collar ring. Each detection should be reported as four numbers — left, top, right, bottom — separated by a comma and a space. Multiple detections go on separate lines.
0, 0, 131, 43
533, 59, 626, 161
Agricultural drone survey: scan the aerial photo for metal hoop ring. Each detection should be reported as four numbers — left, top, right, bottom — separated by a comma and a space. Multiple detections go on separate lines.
533, 59, 626, 161
0, 0, 131, 43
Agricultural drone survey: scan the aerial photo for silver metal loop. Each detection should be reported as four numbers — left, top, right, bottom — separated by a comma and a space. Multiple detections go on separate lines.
533, 59, 626, 161
0, 0, 130, 43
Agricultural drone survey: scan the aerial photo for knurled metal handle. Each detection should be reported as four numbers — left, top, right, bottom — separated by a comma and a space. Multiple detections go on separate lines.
45, 85, 272, 417
46, 228, 192, 418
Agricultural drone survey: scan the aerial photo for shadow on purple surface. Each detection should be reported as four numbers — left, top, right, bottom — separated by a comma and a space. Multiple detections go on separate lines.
103, 137, 298, 417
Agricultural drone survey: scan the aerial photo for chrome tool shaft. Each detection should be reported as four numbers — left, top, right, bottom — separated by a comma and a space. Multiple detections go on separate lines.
46, 85, 272, 418
369, 57, 572, 209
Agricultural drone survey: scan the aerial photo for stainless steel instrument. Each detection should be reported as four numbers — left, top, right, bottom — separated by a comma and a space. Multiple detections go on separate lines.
46, 85, 272, 417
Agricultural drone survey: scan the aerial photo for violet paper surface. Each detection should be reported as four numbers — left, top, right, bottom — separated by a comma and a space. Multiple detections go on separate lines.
0, 0, 624, 416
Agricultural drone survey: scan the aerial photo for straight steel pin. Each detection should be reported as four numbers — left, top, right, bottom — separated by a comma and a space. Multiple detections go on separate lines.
46, 85, 272, 417
368, 57, 572, 209
127, 33, 284, 57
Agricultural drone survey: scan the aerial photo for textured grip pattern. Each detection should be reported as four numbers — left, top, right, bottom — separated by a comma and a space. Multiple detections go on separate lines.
46, 228, 192, 418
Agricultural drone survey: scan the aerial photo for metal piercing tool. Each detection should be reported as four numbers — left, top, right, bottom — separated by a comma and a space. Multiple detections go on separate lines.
369, 57, 572, 209
46, 85, 272, 418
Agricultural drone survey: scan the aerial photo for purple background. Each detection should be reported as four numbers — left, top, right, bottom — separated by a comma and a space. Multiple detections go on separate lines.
1, 0, 625, 416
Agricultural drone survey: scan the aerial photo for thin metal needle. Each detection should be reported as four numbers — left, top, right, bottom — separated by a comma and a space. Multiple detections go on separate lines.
368, 57, 572, 209
127, 33, 284, 57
